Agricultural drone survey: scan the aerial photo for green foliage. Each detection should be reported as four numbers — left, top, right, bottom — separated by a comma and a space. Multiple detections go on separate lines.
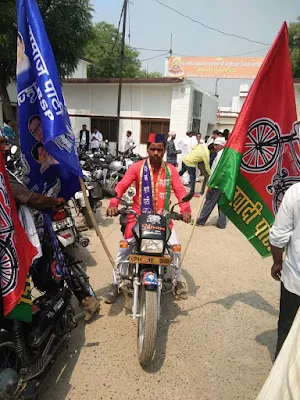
288, 17, 300, 78
84, 22, 142, 78
84, 22, 163, 79
0, 0, 94, 88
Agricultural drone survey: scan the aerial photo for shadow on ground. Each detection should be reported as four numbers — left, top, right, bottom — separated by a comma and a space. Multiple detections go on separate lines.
209, 290, 278, 317
256, 329, 277, 361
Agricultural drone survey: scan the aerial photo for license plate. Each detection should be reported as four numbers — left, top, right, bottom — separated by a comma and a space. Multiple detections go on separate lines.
129, 254, 171, 265
75, 191, 89, 200
52, 217, 73, 231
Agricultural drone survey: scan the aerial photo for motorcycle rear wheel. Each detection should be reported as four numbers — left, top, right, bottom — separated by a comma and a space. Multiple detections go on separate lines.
70, 262, 96, 299
137, 287, 157, 366
0, 341, 19, 398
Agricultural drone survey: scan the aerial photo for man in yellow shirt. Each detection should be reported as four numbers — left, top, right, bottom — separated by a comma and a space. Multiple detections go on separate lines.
179, 143, 210, 194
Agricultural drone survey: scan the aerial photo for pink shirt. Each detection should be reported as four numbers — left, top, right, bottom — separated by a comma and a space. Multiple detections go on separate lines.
109, 160, 191, 238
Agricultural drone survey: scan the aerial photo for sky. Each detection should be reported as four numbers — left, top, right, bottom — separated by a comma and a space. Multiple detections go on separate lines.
92, 0, 299, 106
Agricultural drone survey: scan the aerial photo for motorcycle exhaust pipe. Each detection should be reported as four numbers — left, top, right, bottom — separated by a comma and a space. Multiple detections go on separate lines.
79, 236, 90, 248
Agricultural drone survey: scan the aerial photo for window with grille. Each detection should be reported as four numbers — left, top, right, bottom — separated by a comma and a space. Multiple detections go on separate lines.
90, 118, 118, 142
140, 119, 170, 144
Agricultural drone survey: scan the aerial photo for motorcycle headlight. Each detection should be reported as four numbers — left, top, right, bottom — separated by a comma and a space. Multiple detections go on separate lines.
140, 239, 164, 254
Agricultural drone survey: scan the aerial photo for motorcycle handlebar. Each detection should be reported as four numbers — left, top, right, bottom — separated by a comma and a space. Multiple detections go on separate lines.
113, 209, 183, 221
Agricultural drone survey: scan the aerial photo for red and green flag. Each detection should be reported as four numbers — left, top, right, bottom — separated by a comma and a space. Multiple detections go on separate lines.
0, 150, 37, 322
209, 22, 299, 257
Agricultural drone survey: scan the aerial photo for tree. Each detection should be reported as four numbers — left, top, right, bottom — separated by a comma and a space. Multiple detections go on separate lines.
84, 22, 163, 79
288, 17, 300, 78
84, 22, 142, 78
0, 0, 93, 124
137, 70, 164, 78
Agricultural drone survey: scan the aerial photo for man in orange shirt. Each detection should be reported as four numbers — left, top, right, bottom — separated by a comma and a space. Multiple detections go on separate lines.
105, 133, 192, 303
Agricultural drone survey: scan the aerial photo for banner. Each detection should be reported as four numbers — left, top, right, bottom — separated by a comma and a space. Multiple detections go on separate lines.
0, 157, 37, 320
208, 22, 299, 257
167, 56, 264, 79
17, 0, 83, 200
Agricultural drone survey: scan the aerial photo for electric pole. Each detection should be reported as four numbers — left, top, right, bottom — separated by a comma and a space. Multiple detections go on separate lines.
116, 0, 128, 154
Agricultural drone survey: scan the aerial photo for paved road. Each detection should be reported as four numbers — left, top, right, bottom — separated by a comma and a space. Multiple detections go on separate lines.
41, 196, 278, 400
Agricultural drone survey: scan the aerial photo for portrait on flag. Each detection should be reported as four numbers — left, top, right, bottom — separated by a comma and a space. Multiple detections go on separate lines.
17, 0, 83, 201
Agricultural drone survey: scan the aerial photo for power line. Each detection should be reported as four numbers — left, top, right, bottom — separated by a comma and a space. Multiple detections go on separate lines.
140, 52, 170, 62
153, 0, 272, 46
173, 47, 270, 58
111, 4, 124, 54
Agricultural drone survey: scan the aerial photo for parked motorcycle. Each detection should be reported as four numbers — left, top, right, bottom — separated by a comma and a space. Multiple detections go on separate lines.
52, 205, 90, 249
0, 229, 95, 399
108, 189, 193, 366
74, 167, 103, 229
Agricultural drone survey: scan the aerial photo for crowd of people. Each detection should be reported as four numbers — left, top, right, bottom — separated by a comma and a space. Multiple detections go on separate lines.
165, 129, 230, 229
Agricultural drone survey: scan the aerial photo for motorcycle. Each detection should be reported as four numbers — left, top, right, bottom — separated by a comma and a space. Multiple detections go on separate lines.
0, 229, 96, 399
108, 189, 193, 366
52, 205, 90, 249
74, 167, 103, 229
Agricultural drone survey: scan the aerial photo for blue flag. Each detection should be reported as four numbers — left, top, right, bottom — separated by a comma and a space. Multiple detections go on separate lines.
16, 0, 83, 200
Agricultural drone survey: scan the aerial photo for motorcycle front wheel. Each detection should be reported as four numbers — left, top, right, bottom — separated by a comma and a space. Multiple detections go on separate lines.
137, 287, 157, 366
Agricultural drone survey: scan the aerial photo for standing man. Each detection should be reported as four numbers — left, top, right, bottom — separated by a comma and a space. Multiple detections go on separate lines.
166, 132, 181, 167
124, 130, 135, 152
105, 133, 192, 303
2, 120, 15, 143
179, 143, 210, 196
178, 131, 194, 185
269, 183, 300, 357
79, 124, 90, 151
90, 128, 103, 153
196, 137, 227, 228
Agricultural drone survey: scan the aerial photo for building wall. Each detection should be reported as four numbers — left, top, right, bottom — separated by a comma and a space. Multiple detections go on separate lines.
200, 93, 218, 135
69, 60, 89, 79
169, 85, 192, 142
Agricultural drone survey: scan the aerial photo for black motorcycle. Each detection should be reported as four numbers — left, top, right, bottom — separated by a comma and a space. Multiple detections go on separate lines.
0, 231, 96, 399
108, 189, 193, 366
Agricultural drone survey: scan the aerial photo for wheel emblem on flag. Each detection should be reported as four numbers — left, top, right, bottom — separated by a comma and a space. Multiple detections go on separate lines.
241, 119, 300, 214
241, 118, 300, 173
0, 237, 18, 296
0, 174, 18, 297
241, 118, 281, 173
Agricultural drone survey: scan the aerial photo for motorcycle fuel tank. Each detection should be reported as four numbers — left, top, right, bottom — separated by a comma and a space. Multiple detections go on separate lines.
109, 160, 123, 171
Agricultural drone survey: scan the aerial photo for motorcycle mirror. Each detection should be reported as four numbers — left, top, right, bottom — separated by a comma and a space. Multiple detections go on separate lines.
129, 142, 134, 148
182, 191, 194, 202
10, 145, 18, 155
7, 156, 11, 162
170, 191, 193, 212
105, 139, 109, 144
103, 186, 118, 198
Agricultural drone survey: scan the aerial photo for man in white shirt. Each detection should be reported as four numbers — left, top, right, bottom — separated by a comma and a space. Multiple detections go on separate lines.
178, 132, 194, 185
196, 137, 227, 228
269, 183, 300, 357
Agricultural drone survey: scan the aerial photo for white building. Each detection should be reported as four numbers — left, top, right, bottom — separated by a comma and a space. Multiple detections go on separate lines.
0, 59, 218, 156
217, 80, 300, 132
63, 76, 218, 156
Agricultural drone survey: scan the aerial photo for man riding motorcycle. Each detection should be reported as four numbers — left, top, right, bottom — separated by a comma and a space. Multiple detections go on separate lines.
105, 133, 192, 303
0, 137, 99, 320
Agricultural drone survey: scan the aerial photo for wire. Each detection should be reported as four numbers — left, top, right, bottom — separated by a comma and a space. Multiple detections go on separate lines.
173, 47, 270, 58
140, 51, 170, 62
111, 4, 124, 54
153, 0, 272, 46
128, 1, 131, 44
